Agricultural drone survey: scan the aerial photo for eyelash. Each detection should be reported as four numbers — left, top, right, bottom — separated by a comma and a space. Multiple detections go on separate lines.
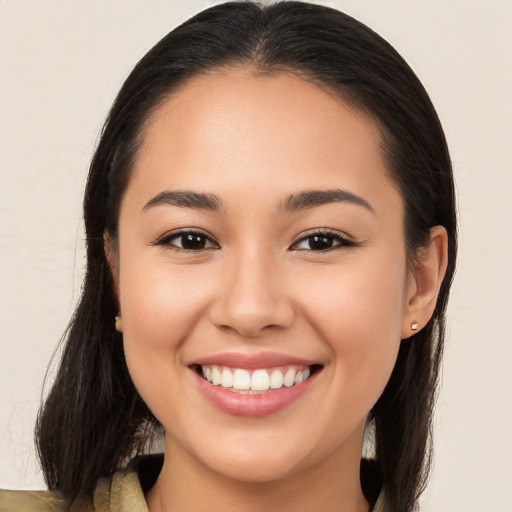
153, 229, 219, 252
153, 228, 357, 253
291, 229, 357, 252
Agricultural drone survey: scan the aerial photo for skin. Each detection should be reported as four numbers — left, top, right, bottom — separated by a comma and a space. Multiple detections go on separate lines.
107, 69, 448, 512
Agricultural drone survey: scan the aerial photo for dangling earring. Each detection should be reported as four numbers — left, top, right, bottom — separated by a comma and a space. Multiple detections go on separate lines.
411, 321, 419, 331
115, 315, 123, 332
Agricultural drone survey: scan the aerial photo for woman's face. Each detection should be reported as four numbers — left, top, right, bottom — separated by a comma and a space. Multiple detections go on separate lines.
115, 70, 415, 482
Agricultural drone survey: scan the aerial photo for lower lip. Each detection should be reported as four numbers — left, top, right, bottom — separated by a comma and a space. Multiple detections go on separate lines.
193, 370, 316, 417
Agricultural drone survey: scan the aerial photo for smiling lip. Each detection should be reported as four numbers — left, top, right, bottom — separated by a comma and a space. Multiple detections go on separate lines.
190, 352, 321, 417
192, 351, 318, 369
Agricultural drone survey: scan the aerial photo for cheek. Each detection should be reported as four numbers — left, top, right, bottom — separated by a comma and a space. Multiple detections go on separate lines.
297, 254, 406, 408
300, 252, 406, 335
118, 255, 213, 407
120, 254, 211, 343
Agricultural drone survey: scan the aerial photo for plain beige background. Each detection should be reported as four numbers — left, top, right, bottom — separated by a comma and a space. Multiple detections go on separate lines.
1, 1, 511, 510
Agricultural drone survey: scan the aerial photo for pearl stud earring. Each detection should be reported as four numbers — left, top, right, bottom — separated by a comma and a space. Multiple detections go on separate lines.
115, 315, 123, 332
411, 322, 419, 331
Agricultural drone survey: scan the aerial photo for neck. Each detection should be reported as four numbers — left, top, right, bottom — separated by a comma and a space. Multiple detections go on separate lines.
146, 431, 370, 512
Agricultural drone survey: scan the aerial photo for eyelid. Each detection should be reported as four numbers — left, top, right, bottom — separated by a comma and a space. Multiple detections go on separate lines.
152, 228, 220, 250
290, 228, 357, 251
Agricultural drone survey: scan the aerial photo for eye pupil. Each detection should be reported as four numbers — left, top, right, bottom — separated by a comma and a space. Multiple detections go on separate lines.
309, 235, 333, 250
182, 233, 205, 249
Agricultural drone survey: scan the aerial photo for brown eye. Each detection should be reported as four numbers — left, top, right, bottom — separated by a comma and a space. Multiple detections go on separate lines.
306, 235, 336, 250
180, 233, 208, 250
291, 231, 356, 251
156, 230, 218, 251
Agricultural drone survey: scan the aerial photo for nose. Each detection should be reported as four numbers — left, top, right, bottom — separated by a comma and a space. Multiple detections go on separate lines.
209, 251, 295, 338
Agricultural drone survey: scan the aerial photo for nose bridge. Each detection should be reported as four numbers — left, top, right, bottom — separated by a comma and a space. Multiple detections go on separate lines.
211, 245, 294, 337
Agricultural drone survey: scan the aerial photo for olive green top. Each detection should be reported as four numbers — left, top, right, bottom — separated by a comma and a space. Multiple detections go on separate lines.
0, 456, 384, 511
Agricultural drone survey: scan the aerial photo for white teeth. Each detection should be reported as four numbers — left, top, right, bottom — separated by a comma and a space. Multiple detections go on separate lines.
295, 369, 310, 384
220, 368, 233, 388
211, 367, 221, 385
269, 369, 284, 389
200, 365, 314, 392
251, 369, 270, 391
295, 368, 310, 383
232, 369, 251, 390
283, 369, 296, 387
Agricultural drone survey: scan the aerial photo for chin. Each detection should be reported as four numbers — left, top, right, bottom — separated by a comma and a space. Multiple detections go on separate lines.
203, 449, 308, 483
165, 426, 313, 484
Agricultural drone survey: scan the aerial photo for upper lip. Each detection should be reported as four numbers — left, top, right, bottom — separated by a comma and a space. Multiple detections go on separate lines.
191, 351, 320, 369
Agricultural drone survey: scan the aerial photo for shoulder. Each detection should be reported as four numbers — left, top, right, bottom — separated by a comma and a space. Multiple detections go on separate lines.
0, 473, 139, 512
0, 489, 70, 512
0, 455, 162, 512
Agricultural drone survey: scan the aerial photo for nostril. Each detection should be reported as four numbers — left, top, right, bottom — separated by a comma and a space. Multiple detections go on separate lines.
214, 322, 289, 339
208, 278, 296, 337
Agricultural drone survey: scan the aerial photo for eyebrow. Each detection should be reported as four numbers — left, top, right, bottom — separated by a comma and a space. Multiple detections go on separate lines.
281, 189, 374, 214
143, 190, 223, 212
143, 188, 374, 214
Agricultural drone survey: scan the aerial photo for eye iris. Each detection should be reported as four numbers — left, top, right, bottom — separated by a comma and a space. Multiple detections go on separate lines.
309, 235, 333, 250
182, 233, 206, 249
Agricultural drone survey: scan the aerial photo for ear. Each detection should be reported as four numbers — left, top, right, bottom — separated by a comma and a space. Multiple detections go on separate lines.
401, 226, 449, 339
104, 231, 121, 303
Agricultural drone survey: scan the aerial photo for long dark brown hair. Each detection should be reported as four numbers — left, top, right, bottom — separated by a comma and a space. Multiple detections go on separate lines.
36, 3, 457, 511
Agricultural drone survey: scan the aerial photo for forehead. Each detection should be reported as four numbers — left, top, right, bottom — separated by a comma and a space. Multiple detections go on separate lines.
127, 69, 401, 215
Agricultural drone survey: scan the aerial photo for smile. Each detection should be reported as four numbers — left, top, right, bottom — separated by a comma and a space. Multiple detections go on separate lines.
200, 365, 312, 393
190, 355, 323, 417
